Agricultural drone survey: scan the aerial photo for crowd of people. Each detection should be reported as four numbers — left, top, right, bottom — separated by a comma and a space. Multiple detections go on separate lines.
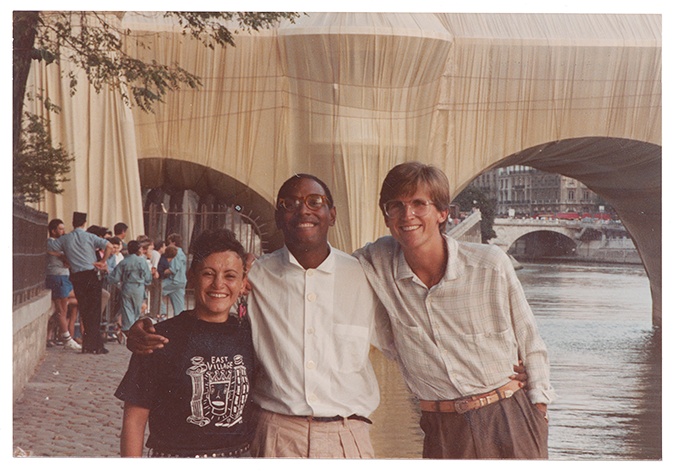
45, 215, 189, 354
116, 162, 555, 459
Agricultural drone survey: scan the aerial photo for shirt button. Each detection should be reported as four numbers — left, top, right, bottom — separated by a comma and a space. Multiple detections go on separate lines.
309, 394, 317, 402
307, 360, 316, 370
307, 293, 316, 302
307, 269, 314, 277
442, 349, 448, 356
307, 328, 315, 335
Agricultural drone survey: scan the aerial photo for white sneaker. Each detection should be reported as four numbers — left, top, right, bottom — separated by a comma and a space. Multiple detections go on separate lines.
63, 338, 82, 351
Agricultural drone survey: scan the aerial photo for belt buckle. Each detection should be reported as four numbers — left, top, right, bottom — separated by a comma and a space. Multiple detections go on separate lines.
454, 399, 470, 414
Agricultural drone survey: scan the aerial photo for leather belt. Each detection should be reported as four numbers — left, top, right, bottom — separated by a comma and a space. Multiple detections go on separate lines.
304, 414, 373, 425
419, 380, 521, 414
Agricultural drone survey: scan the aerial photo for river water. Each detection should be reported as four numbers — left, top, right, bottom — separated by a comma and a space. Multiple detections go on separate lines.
368, 262, 661, 460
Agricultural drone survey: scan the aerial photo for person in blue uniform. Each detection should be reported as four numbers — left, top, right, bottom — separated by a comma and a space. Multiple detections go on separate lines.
160, 233, 187, 317
115, 229, 256, 457
107, 240, 153, 332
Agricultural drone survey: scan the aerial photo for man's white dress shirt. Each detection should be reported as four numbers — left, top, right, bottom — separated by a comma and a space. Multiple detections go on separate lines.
355, 235, 556, 405
247, 245, 392, 418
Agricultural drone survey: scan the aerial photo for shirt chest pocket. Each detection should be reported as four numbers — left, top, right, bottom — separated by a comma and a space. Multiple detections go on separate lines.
332, 324, 370, 373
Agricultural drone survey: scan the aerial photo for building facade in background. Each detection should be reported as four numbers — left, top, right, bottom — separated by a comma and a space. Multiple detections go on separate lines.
473, 166, 612, 218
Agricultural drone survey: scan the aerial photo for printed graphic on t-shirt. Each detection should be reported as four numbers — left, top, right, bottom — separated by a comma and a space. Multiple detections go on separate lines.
185, 354, 249, 428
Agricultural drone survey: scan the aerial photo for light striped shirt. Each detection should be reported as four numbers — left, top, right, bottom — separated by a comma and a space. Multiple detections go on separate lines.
355, 235, 556, 405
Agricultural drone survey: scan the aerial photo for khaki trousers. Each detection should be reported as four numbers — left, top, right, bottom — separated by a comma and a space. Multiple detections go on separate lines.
420, 389, 549, 459
250, 409, 375, 458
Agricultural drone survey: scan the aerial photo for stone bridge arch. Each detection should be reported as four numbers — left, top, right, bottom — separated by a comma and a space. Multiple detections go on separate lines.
491, 221, 580, 254
508, 230, 578, 259
469, 137, 660, 325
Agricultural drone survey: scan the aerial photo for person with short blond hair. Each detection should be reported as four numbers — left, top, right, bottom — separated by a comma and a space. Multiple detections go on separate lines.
355, 162, 555, 459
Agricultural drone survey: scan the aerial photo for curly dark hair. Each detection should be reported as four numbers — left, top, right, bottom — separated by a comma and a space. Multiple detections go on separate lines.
188, 229, 247, 273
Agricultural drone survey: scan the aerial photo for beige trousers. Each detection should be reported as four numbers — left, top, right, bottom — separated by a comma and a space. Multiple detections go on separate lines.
250, 409, 375, 458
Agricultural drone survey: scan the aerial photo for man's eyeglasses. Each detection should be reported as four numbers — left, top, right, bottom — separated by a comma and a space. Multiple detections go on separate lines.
383, 199, 436, 219
277, 194, 331, 212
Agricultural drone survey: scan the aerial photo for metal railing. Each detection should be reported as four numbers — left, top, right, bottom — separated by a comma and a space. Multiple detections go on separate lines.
143, 204, 265, 258
13, 199, 48, 307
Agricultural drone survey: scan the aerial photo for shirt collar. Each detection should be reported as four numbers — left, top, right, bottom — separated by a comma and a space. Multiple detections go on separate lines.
394, 245, 415, 282
394, 234, 463, 284
444, 235, 464, 281
283, 243, 336, 274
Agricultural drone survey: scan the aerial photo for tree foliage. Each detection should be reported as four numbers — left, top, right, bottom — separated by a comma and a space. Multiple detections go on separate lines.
13, 11, 301, 202
14, 111, 74, 203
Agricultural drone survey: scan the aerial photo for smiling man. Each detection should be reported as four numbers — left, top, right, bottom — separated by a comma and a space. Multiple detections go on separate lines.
354, 162, 555, 459
245, 174, 392, 457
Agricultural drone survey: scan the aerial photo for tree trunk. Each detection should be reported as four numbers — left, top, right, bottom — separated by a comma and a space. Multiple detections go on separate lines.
13, 12, 40, 154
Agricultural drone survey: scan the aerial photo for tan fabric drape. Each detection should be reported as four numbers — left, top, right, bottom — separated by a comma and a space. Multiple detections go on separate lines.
26, 58, 144, 237
28, 12, 661, 254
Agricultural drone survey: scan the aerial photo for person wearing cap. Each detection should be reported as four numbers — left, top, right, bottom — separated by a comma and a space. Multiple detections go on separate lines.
49, 212, 114, 354
354, 162, 555, 459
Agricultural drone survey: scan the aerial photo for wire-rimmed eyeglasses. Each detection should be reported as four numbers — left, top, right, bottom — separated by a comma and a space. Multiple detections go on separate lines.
383, 199, 436, 219
277, 194, 331, 212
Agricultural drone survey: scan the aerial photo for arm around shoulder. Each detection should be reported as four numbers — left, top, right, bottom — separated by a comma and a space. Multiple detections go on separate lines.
126, 318, 169, 354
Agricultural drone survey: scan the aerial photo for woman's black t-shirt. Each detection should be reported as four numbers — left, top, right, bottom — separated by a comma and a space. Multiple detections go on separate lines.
115, 311, 256, 454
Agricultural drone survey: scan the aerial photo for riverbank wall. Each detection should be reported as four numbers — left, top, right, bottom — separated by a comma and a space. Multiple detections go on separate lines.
514, 250, 643, 266
519, 238, 643, 265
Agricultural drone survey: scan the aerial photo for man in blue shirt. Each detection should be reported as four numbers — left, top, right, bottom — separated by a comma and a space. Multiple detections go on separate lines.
50, 212, 114, 354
